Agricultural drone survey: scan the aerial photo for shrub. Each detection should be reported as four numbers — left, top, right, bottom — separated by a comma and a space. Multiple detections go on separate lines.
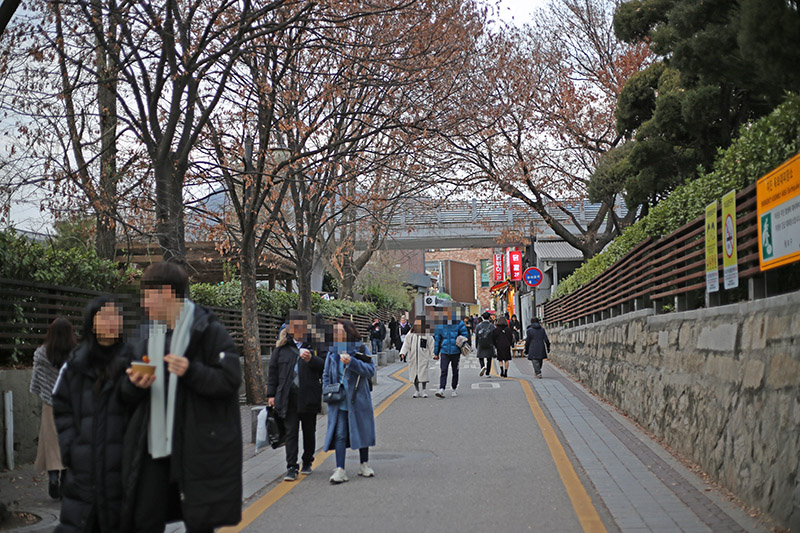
0, 229, 130, 290
554, 93, 800, 298
189, 281, 377, 318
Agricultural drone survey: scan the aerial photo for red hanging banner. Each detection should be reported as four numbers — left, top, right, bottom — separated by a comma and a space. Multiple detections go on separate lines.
493, 254, 504, 282
509, 250, 523, 281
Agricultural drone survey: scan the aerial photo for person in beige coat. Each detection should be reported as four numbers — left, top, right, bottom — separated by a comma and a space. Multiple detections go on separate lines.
30, 317, 76, 499
400, 316, 435, 398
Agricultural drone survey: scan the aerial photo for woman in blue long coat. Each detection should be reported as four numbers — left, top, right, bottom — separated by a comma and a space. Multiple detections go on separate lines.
322, 319, 376, 484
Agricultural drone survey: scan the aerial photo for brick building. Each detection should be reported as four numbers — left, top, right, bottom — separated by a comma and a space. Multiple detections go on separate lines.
425, 248, 494, 312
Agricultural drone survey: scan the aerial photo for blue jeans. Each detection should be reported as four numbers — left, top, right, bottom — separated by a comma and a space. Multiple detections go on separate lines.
334, 410, 369, 469
371, 339, 383, 354
439, 353, 461, 390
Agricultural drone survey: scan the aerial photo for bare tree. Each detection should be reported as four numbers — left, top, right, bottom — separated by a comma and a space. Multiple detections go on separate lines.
433, 0, 651, 258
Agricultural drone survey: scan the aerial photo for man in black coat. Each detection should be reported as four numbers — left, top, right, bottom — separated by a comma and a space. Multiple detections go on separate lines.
525, 317, 551, 379
370, 318, 386, 354
267, 311, 325, 481
123, 263, 242, 533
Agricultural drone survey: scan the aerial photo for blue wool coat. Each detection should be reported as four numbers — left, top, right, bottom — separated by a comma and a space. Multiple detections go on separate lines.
322, 345, 376, 451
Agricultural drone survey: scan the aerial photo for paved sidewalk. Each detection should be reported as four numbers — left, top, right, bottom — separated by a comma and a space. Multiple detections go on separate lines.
510, 357, 765, 532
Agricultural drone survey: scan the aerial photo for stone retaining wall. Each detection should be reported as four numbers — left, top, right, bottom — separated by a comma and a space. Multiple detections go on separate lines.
548, 291, 800, 528
0, 369, 41, 469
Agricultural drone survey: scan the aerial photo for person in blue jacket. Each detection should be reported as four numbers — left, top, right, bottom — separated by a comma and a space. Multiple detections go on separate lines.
433, 308, 469, 398
322, 319, 377, 484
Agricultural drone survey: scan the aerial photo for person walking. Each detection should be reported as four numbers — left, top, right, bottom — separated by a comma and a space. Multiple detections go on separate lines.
400, 315, 434, 398
52, 297, 131, 532
30, 317, 76, 500
398, 317, 411, 360
510, 314, 522, 343
267, 311, 326, 481
388, 316, 402, 351
474, 312, 496, 377
369, 317, 386, 354
492, 316, 515, 378
122, 263, 242, 532
433, 309, 469, 398
323, 319, 377, 484
525, 317, 551, 379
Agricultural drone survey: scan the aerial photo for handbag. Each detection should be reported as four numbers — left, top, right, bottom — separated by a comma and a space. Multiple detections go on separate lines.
267, 407, 286, 449
322, 382, 345, 403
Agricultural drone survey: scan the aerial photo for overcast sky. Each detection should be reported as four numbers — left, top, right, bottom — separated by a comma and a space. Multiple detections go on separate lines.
496, 0, 548, 24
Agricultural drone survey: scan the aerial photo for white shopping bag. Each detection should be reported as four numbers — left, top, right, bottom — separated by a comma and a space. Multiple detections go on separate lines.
255, 406, 268, 452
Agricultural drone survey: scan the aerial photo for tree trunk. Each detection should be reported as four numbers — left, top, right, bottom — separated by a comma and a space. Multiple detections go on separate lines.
154, 157, 187, 265
94, 7, 117, 260
296, 255, 314, 313
240, 241, 267, 404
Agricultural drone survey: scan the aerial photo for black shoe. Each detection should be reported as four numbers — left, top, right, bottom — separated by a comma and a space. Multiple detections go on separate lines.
47, 471, 60, 500
284, 467, 299, 481
301, 462, 313, 475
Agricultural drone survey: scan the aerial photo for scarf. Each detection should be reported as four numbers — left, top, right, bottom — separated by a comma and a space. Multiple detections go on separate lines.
147, 299, 196, 458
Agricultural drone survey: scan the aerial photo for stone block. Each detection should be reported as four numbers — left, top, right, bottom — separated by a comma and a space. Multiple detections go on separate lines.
697, 324, 738, 352
658, 330, 670, 351
377, 351, 387, 366
765, 353, 800, 389
742, 315, 768, 351
767, 314, 793, 341
742, 359, 765, 390
678, 322, 694, 350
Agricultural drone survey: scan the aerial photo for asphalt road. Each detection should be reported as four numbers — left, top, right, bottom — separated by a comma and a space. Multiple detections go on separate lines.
240, 359, 586, 532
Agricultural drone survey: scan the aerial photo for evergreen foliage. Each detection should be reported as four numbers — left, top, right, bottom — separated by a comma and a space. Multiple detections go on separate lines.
556, 93, 800, 298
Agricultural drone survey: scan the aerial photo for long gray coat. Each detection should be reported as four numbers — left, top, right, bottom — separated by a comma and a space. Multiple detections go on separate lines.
400, 333, 434, 383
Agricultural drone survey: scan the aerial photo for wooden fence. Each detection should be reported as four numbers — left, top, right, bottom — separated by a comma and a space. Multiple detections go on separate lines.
543, 183, 766, 326
0, 278, 398, 365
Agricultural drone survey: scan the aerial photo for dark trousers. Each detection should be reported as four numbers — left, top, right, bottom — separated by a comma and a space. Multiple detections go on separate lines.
439, 353, 461, 390
133, 455, 212, 533
284, 392, 317, 470
478, 357, 494, 373
532, 358, 544, 375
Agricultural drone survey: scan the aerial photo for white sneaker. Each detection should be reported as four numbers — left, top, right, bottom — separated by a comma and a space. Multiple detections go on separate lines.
358, 463, 375, 478
412, 391, 420, 398
435, 389, 445, 398
451, 390, 458, 397
422, 391, 428, 398
329, 467, 348, 484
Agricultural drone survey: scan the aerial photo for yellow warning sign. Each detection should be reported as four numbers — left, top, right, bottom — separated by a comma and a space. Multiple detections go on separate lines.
757, 154, 800, 271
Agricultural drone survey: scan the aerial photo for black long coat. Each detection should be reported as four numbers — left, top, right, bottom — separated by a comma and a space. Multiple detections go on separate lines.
121, 305, 243, 531
52, 342, 130, 533
492, 324, 515, 361
525, 323, 551, 360
266, 340, 325, 417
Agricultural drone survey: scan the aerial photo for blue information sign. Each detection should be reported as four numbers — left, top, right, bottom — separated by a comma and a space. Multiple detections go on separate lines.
523, 267, 543, 287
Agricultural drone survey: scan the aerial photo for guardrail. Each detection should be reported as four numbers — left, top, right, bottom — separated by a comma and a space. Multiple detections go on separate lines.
542, 183, 766, 326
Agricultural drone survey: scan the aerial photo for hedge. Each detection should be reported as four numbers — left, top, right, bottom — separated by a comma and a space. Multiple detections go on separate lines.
555, 92, 800, 298
189, 280, 378, 318
0, 229, 132, 290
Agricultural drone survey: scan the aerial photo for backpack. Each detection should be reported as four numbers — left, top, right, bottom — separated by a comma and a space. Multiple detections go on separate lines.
476, 323, 494, 348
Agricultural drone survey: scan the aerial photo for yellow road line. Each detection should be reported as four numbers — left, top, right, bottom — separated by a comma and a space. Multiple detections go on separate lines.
221, 365, 412, 532
518, 377, 607, 533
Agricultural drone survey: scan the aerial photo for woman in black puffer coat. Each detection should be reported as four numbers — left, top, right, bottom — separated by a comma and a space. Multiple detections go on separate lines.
52, 296, 131, 532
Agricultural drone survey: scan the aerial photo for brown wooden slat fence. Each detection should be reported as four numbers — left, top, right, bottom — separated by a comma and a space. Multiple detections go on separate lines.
543, 184, 763, 326
0, 278, 399, 365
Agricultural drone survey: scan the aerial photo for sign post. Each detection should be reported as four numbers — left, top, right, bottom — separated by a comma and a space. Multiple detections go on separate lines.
757, 153, 800, 271
705, 201, 719, 293
721, 190, 739, 289
509, 250, 523, 281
